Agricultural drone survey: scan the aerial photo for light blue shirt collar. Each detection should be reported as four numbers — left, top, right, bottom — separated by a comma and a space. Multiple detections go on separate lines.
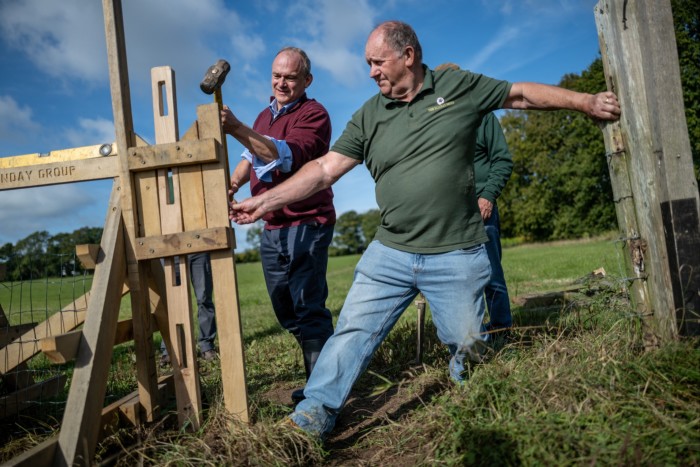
269, 98, 300, 119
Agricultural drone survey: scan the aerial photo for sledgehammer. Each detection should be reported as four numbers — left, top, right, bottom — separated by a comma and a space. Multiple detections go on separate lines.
200, 59, 231, 175
200, 59, 230, 107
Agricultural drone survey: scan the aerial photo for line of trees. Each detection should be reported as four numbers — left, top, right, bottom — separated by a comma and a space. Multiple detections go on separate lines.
0, 227, 104, 281
1, 0, 696, 273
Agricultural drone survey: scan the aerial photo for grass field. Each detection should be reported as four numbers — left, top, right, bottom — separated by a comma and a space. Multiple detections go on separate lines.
2, 235, 699, 465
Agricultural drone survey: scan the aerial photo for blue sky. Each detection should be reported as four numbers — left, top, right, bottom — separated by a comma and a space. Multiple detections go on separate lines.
0, 0, 602, 250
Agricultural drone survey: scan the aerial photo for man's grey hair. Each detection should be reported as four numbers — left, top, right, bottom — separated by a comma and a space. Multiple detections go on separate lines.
276, 46, 312, 77
375, 20, 423, 63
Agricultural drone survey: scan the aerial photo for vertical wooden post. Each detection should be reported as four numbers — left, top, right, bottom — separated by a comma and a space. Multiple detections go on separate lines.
102, 0, 160, 420
595, 0, 700, 343
55, 184, 126, 465
150, 66, 202, 429
192, 104, 249, 421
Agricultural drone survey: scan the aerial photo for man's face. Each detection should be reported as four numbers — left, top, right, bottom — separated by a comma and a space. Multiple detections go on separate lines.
271, 51, 311, 109
365, 30, 407, 98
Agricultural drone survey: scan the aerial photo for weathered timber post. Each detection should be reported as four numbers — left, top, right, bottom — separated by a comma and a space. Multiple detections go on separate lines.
595, 0, 700, 344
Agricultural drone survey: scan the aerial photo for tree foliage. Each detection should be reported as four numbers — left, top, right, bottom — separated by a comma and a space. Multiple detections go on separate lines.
671, 0, 700, 181
1, 227, 103, 280
331, 209, 381, 255
499, 59, 617, 241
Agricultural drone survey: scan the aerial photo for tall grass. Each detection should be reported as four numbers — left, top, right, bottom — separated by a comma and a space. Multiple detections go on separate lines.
2, 236, 699, 465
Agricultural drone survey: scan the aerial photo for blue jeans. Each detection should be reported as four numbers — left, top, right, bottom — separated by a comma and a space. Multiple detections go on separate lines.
160, 252, 216, 354
289, 240, 491, 438
483, 204, 512, 330
260, 222, 335, 342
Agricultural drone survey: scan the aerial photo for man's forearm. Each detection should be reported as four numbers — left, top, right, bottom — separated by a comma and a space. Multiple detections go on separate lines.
256, 157, 335, 212
504, 82, 620, 120
230, 160, 251, 193
232, 124, 279, 163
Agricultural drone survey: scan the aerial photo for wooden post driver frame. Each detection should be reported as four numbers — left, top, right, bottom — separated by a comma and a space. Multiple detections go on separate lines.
1, 0, 249, 464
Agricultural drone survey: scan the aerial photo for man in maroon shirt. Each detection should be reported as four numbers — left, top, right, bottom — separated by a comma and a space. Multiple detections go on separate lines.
221, 47, 334, 404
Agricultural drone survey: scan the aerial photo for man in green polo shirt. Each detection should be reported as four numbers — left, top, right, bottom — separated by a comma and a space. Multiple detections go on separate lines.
230, 20, 621, 439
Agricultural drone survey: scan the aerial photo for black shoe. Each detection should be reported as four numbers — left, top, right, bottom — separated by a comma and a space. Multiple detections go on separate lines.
159, 353, 171, 368
291, 388, 305, 404
201, 349, 218, 361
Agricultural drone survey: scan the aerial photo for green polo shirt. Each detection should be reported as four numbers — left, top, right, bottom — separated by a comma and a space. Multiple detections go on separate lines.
331, 66, 512, 254
474, 112, 513, 203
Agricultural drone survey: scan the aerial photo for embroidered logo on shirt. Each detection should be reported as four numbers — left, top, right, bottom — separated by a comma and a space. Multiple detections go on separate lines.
427, 97, 455, 112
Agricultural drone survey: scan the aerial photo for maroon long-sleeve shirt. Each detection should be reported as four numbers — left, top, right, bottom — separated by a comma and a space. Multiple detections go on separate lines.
250, 94, 335, 229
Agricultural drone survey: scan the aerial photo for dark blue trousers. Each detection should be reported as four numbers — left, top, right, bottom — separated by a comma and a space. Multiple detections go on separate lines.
260, 223, 334, 342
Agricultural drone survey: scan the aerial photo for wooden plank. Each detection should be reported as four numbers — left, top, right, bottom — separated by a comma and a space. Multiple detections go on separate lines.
195, 103, 249, 422
0, 156, 120, 191
179, 120, 208, 232
76, 244, 101, 270
0, 374, 67, 420
40, 331, 81, 364
0, 305, 36, 391
0, 323, 37, 347
55, 181, 127, 465
1, 435, 57, 467
0, 142, 115, 168
99, 374, 174, 439
151, 65, 202, 430
0, 305, 88, 375
134, 226, 234, 260
2, 374, 173, 466
102, 0, 160, 429
40, 316, 157, 364
127, 138, 219, 171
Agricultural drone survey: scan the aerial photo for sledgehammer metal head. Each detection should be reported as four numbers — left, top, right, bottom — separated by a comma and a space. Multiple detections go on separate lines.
200, 59, 230, 95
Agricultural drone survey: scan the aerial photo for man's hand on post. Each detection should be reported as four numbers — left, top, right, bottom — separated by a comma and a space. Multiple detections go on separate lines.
587, 91, 621, 120
229, 197, 265, 224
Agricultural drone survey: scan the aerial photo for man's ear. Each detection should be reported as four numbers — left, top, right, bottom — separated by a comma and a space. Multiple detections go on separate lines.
305, 73, 314, 88
404, 46, 415, 67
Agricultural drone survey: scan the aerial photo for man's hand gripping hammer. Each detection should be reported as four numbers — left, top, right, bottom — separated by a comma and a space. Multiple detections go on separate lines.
200, 59, 233, 194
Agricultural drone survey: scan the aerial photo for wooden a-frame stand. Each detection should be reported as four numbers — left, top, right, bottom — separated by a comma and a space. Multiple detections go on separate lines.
0, 0, 248, 464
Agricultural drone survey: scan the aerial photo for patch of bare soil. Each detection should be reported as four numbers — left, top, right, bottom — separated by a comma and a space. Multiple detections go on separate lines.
261, 369, 448, 466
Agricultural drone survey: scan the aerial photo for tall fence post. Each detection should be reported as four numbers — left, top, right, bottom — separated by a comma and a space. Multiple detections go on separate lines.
595, 0, 700, 344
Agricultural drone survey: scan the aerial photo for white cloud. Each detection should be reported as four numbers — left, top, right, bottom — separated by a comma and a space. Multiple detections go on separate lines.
0, 184, 101, 244
64, 118, 116, 148
465, 26, 521, 72
282, 0, 377, 87
0, 96, 40, 143
0, 1, 105, 82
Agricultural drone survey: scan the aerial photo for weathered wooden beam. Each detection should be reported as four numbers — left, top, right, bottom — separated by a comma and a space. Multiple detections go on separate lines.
595, 0, 700, 341
127, 138, 220, 171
